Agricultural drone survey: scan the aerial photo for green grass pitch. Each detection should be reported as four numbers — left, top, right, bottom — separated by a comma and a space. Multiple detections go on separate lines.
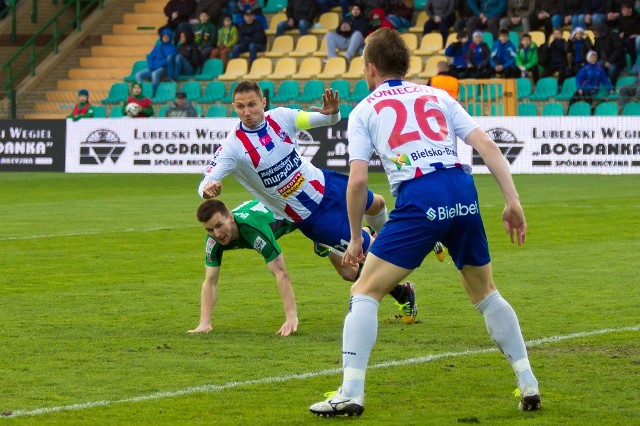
0, 172, 639, 424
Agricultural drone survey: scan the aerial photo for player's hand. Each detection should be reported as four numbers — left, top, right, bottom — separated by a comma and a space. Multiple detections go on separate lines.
187, 323, 213, 333
202, 181, 223, 199
502, 200, 526, 246
277, 315, 298, 336
311, 89, 339, 115
342, 237, 365, 267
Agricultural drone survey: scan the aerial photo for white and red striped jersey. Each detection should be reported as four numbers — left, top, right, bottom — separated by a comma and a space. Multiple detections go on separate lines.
348, 80, 478, 196
199, 107, 326, 222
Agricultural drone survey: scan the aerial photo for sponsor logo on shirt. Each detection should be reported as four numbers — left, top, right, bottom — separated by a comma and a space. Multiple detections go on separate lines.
391, 153, 411, 170
426, 201, 479, 221
258, 150, 302, 188
254, 237, 266, 253
278, 171, 304, 198
206, 236, 217, 262
204, 146, 223, 174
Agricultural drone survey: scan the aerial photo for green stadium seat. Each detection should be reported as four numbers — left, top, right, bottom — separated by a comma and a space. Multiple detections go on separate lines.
271, 80, 300, 103
206, 105, 228, 117
181, 81, 202, 101
516, 77, 532, 100
541, 102, 564, 116
200, 81, 226, 102
101, 82, 129, 104
142, 82, 153, 99
339, 103, 354, 117
110, 106, 124, 118
221, 81, 240, 103
92, 105, 107, 118
194, 104, 202, 117
258, 80, 276, 100
567, 101, 591, 116
348, 80, 370, 103
622, 102, 640, 115
594, 101, 619, 116
195, 59, 224, 81
152, 82, 177, 103
480, 83, 503, 101
555, 77, 577, 101
263, 0, 287, 13
529, 77, 558, 101
517, 102, 537, 116
468, 102, 482, 116
124, 60, 147, 82
297, 80, 325, 103
459, 84, 477, 102
283, 103, 303, 110
330, 79, 351, 100
157, 105, 170, 117
490, 103, 504, 116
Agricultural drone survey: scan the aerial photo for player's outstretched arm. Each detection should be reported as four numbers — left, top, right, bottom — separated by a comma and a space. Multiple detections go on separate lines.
188, 266, 220, 333
267, 254, 299, 336
200, 181, 223, 199
464, 128, 526, 245
310, 88, 340, 115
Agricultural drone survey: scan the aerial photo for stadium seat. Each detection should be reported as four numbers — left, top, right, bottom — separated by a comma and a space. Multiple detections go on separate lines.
269, 57, 297, 80
200, 81, 226, 102
265, 12, 287, 36
414, 33, 443, 56
414, 0, 427, 8
313, 37, 329, 58
516, 77, 532, 100
317, 57, 347, 79
271, 80, 300, 103
283, 103, 303, 109
124, 60, 147, 82
265, 35, 294, 58
459, 83, 477, 101
244, 58, 273, 80
528, 77, 558, 101
218, 58, 248, 81
258, 80, 277, 100
101, 82, 129, 104
594, 101, 619, 116
195, 59, 224, 81
409, 11, 428, 33
141, 82, 153, 99
418, 55, 447, 78
263, 0, 287, 13
157, 105, 170, 117
616, 76, 638, 92
517, 102, 537, 116
509, 31, 520, 48
291, 57, 322, 79
567, 101, 591, 116
109, 106, 124, 117
444, 32, 457, 49
490, 103, 504, 116
480, 83, 503, 101
468, 102, 483, 116
297, 80, 325, 103
181, 81, 202, 101
622, 102, 640, 115
348, 79, 370, 102
529, 31, 545, 46
152, 82, 177, 103
92, 105, 107, 118
339, 103, 354, 117
221, 81, 239, 103
310, 12, 339, 35
555, 77, 577, 101
343, 56, 364, 79
206, 105, 228, 117
406, 56, 424, 79
290, 35, 319, 57
482, 32, 494, 47
400, 33, 418, 52
330, 79, 351, 100
541, 102, 564, 116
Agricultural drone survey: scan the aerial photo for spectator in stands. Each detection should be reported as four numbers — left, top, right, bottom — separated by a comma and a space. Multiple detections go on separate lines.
566, 27, 593, 77
540, 28, 568, 85
193, 11, 217, 60
161, 0, 197, 37
165, 91, 199, 117
618, 64, 640, 109
360, 0, 386, 18
570, 50, 614, 112
367, 7, 392, 35
230, 0, 268, 29
455, 0, 474, 33
466, 0, 507, 39
229, 10, 266, 66
169, 27, 202, 81
618, 1, 640, 66
67, 89, 94, 121
530, 0, 564, 38
445, 31, 472, 78
466, 30, 493, 77
136, 29, 177, 97
500, 0, 535, 34
516, 33, 540, 82
490, 29, 518, 77
276, 0, 320, 36
592, 22, 626, 86
196, 0, 226, 26
315, 0, 352, 14
325, 3, 368, 63
210, 15, 238, 68
426, 61, 460, 99
423, 0, 457, 43
385, 0, 414, 32
605, 0, 624, 28
564, 0, 586, 30
122, 81, 154, 118
583, 0, 608, 28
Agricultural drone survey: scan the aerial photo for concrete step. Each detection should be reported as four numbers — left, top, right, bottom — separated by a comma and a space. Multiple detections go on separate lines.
112, 24, 160, 34
91, 45, 150, 57
123, 13, 165, 26
102, 34, 158, 46
58, 79, 117, 91
69, 67, 131, 79
80, 56, 139, 68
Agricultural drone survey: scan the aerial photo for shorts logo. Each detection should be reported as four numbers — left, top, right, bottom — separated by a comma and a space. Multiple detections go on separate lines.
254, 237, 266, 253
426, 201, 479, 221
391, 153, 411, 170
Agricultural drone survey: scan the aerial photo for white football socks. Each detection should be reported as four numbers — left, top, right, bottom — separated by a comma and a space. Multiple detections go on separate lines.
364, 206, 388, 233
341, 294, 379, 398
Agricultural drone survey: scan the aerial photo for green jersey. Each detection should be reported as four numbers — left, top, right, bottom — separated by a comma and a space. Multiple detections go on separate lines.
204, 200, 297, 267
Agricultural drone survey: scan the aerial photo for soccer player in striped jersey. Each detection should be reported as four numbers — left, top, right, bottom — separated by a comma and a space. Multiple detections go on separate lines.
310, 28, 540, 417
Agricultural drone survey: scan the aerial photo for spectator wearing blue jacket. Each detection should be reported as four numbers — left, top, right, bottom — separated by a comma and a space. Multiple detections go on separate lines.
466, 0, 507, 39
136, 28, 177, 97
445, 31, 472, 78
490, 29, 518, 77
570, 50, 614, 111
466, 30, 492, 78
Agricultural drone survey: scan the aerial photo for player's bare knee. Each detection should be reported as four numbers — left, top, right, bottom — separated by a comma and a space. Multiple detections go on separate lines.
366, 194, 385, 215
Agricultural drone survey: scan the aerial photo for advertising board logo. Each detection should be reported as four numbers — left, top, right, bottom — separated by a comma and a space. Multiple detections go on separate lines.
473, 128, 522, 165
80, 129, 125, 165
295, 130, 320, 162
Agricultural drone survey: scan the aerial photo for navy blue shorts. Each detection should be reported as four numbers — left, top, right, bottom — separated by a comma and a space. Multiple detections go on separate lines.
297, 170, 374, 252
370, 167, 490, 270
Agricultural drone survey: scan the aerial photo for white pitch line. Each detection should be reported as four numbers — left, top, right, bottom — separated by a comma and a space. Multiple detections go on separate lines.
0, 225, 198, 241
3, 324, 639, 419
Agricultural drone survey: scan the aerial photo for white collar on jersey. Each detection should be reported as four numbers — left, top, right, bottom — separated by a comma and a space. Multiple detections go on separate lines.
239, 118, 267, 133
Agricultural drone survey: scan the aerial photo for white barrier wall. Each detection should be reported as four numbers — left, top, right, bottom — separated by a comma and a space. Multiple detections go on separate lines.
64, 117, 640, 174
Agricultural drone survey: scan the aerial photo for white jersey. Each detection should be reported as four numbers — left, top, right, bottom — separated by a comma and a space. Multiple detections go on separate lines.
199, 107, 326, 222
348, 80, 479, 196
